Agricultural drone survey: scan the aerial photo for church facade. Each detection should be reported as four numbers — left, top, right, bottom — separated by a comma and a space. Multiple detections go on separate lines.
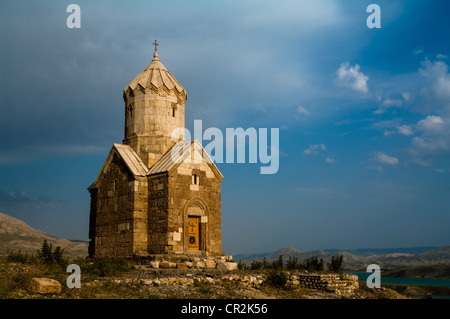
88, 47, 224, 258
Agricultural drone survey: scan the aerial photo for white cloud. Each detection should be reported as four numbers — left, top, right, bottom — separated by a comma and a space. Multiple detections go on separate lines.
407, 115, 450, 165
374, 152, 399, 165
374, 94, 408, 115
402, 92, 410, 101
419, 59, 450, 102
325, 157, 335, 164
397, 125, 414, 136
297, 105, 310, 116
413, 47, 424, 55
336, 61, 369, 94
303, 144, 326, 155
416, 115, 445, 134
373, 108, 386, 115
382, 99, 403, 107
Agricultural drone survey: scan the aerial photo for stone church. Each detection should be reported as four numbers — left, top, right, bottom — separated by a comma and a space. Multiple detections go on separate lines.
88, 45, 224, 259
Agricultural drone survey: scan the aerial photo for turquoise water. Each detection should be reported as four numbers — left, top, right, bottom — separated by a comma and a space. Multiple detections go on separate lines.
350, 272, 450, 288
349, 272, 450, 299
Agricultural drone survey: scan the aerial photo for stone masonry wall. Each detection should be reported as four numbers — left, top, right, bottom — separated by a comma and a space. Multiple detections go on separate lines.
291, 273, 359, 294
147, 173, 170, 254
168, 159, 222, 255
89, 152, 135, 258
130, 176, 148, 256
123, 91, 185, 167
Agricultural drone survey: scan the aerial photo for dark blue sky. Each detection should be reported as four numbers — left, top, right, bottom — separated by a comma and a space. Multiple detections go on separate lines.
1, 0, 449, 255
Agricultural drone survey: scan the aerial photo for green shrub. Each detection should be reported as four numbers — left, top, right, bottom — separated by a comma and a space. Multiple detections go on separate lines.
6, 249, 34, 264
237, 260, 248, 270
271, 255, 284, 270
37, 240, 69, 269
80, 258, 134, 277
267, 270, 288, 288
328, 255, 344, 272
250, 260, 263, 270
286, 256, 299, 270
262, 257, 269, 269
303, 256, 324, 271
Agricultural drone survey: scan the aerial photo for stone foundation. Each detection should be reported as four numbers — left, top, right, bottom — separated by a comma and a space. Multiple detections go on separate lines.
112, 271, 359, 295
132, 254, 235, 270
290, 273, 359, 294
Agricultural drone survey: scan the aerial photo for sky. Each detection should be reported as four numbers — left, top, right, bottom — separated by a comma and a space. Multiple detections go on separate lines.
1, 0, 450, 255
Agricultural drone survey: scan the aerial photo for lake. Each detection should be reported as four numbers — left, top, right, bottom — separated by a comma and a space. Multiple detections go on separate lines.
349, 271, 450, 299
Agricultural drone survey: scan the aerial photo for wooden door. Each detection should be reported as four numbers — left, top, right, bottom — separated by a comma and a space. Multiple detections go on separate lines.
188, 216, 200, 250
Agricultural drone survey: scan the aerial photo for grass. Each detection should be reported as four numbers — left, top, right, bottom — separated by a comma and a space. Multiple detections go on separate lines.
0, 248, 411, 300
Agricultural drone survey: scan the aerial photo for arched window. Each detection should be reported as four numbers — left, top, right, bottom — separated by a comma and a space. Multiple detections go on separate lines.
127, 104, 134, 118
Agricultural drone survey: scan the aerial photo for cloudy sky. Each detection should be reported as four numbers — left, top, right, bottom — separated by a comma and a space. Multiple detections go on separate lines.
1, 0, 449, 255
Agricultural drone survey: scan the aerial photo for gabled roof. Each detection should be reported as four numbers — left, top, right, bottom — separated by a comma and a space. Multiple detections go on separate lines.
148, 140, 223, 179
88, 140, 223, 190
88, 143, 148, 190
113, 143, 148, 176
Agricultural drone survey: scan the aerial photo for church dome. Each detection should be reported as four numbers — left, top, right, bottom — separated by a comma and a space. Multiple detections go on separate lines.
124, 52, 187, 100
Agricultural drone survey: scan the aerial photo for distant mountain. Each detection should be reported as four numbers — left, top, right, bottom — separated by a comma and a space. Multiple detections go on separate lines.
234, 245, 450, 271
383, 264, 450, 279
0, 212, 88, 258
324, 247, 439, 257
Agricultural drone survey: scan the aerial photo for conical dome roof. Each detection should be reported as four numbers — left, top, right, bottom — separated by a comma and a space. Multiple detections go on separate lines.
124, 52, 187, 99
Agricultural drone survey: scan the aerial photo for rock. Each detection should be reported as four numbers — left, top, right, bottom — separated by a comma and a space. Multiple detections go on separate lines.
159, 278, 169, 285
186, 278, 194, 285
149, 261, 159, 269
140, 279, 153, 286
160, 261, 176, 269
177, 262, 188, 269
217, 262, 238, 271
176, 278, 185, 285
193, 261, 205, 268
153, 279, 161, 286
28, 278, 61, 294
205, 259, 216, 269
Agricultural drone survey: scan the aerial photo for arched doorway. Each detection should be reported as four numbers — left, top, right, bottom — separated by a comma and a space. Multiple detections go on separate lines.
184, 198, 209, 253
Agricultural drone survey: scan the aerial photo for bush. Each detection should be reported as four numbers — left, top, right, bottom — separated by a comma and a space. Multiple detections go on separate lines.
303, 256, 324, 272
6, 249, 34, 264
271, 255, 284, 270
328, 255, 344, 272
250, 260, 263, 270
79, 258, 134, 277
286, 256, 299, 270
237, 260, 248, 270
267, 270, 288, 288
37, 240, 69, 269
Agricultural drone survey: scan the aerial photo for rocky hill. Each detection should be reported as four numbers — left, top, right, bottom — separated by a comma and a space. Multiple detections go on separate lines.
235, 245, 450, 271
0, 212, 88, 258
383, 264, 450, 279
